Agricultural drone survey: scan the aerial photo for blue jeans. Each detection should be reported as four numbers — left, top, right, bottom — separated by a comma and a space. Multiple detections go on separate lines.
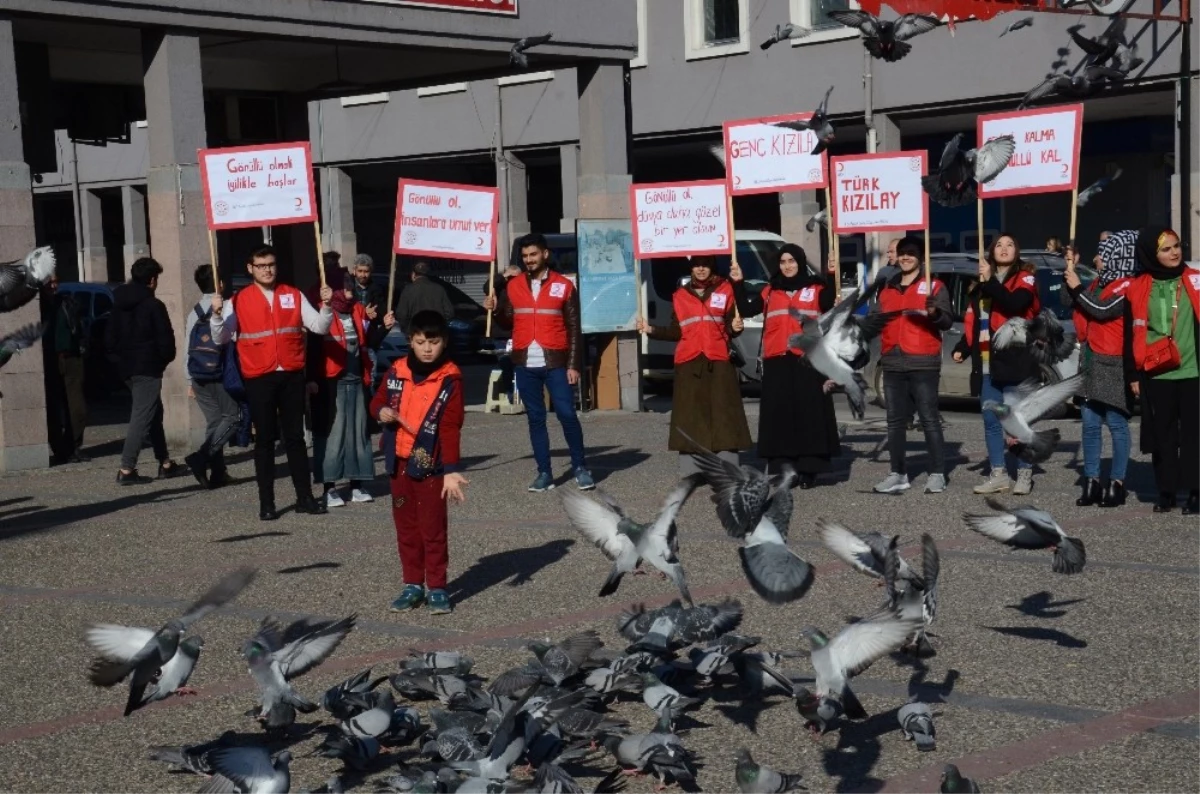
515, 366, 586, 475
981, 375, 1032, 472
1081, 399, 1129, 481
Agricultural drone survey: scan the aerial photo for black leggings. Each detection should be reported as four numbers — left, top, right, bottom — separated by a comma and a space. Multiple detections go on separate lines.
1144, 376, 1200, 496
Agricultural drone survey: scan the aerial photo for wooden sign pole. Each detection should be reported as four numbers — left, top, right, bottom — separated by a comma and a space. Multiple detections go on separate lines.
207, 229, 219, 294
385, 250, 399, 314
977, 196, 985, 262
485, 260, 497, 338
313, 221, 327, 287
726, 192, 741, 321
924, 225, 932, 291
1068, 187, 1079, 249
825, 186, 840, 300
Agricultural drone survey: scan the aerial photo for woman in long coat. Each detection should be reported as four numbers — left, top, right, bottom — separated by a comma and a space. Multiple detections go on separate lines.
637, 255, 751, 475
731, 243, 840, 488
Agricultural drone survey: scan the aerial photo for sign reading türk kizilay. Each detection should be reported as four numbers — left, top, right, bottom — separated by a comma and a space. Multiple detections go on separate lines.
830, 151, 928, 234
393, 179, 499, 262
199, 142, 318, 230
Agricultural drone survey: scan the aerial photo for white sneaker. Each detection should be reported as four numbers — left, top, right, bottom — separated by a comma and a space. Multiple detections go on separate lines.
1012, 469, 1034, 496
325, 489, 346, 508
924, 473, 947, 494
874, 472, 911, 494
350, 488, 373, 503
973, 470, 1012, 495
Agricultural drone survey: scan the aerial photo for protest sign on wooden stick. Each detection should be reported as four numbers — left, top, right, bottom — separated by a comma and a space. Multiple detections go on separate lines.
394, 179, 499, 262
830, 151, 928, 235
629, 180, 732, 259
722, 113, 828, 196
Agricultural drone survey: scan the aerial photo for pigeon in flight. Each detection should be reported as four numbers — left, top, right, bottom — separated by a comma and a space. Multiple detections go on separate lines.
760, 22, 811, 49
940, 763, 982, 793
708, 143, 728, 168
1070, 19, 1139, 71
679, 429, 792, 540
0, 246, 56, 314
805, 208, 828, 234
992, 310, 1075, 366
734, 748, 807, 793
963, 497, 1086, 575
1077, 168, 1123, 206
897, 698, 936, 751
509, 33, 552, 69
886, 534, 940, 658
489, 630, 604, 695
559, 477, 700, 605
982, 374, 1081, 463
244, 614, 358, 723
0, 323, 46, 394
788, 282, 897, 420
201, 747, 292, 794
770, 85, 835, 155
86, 567, 256, 716
998, 16, 1034, 37
1019, 65, 1123, 109
922, 132, 1016, 208
618, 598, 745, 647
827, 11, 941, 62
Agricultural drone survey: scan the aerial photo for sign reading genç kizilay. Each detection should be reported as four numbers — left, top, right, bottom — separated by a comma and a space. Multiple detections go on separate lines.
722, 113, 828, 195
199, 142, 317, 231
977, 104, 1083, 198
629, 180, 732, 260
393, 179, 499, 262
830, 151, 928, 234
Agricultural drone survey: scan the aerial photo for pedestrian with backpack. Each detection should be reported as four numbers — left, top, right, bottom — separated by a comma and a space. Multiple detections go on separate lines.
184, 265, 240, 489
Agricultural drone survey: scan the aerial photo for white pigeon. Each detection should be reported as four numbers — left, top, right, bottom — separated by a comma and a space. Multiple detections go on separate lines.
559, 477, 700, 605
0, 246, 56, 313
199, 747, 291, 793
983, 374, 1081, 463
963, 497, 1086, 575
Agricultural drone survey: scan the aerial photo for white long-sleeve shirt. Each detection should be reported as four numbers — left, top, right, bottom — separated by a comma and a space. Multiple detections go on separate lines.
209, 284, 332, 350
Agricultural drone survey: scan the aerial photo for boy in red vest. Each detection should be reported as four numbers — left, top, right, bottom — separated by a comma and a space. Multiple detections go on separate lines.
369, 310, 468, 615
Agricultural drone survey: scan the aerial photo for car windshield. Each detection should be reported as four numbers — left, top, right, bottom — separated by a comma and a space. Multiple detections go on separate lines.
1038, 265, 1097, 321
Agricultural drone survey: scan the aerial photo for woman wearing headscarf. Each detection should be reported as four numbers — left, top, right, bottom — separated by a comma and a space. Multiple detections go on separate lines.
952, 233, 1042, 495
1064, 230, 1139, 508
730, 243, 840, 488
636, 255, 751, 475
308, 270, 389, 507
1127, 227, 1199, 514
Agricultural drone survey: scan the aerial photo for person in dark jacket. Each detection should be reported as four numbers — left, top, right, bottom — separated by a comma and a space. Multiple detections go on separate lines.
870, 236, 954, 494
41, 275, 89, 463
393, 261, 455, 335
105, 257, 184, 484
951, 233, 1042, 496
351, 253, 386, 311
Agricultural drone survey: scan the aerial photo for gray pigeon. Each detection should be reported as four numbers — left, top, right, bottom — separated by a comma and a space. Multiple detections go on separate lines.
826, 10, 940, 62
730, 650, 796, 696
199, 747, 291, 794
981, 374, 1081, 463
313, 734, 380, 771
1076, 168, 1122, 207
403, 650, 474, 676
991, 310, 1075, 366
0, 322, 45, 363
963, 498, 1086, 575
940, 763, 982, 793
619, 598, 744, 646
490, 631, 603, 695
801, 609, 922, 720
998, 16, 1033, 37
922, 132, 1016, 208
87, 567, 256, 717
793, 685, 844, 735
509, 33, 552, 69
0, 246, 55, 313
770, 85, 834, 155
897, 698, 936, 751
804, 209, 828, 234
148, 732, 238, 776
738, 516, 816, 605
423, 725, 485, 762
379, 706, 424, 748
560, 479, 699, 604
322, 667, 388, 721
1019, 65, 1126, 109
886, 534, 940, 658
602, 712, 698, 791
735, 748, 806, 793
641, 671, 700, 717
760, 22, 810, 50
243, 614, 357, 722
680, 432, 792, 540
339, 688, 396, 738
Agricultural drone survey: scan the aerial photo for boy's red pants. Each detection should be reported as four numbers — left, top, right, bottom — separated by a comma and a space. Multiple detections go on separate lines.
390, 466, 449, 590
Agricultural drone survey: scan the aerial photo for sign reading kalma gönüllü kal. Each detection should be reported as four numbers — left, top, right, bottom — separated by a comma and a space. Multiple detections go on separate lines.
977, 104, 1083, 197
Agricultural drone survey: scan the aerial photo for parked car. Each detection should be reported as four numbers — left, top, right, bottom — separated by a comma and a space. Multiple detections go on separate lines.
54, 281, 122, 398
864, 253, 1098, 406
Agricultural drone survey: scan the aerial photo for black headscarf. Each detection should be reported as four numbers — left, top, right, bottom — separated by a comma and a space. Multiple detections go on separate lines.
1136, 226, 1182, 281
771, 243, 819, 290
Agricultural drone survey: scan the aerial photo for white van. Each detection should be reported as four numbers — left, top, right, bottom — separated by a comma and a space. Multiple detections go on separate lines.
640, 230, 788, 384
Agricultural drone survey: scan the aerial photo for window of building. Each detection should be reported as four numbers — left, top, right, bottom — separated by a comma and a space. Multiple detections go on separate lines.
684, 0, 749, 61
630, 0, 649, 68
416, 83, 468, 98
789, 0, 860, 44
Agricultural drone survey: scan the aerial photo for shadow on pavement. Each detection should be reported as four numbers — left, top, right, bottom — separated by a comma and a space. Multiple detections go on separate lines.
1005, 591, 1087, 619
214, 531, 293, 544
821, 706, 896, 792
0, 484, 202, 542
984, 625, 1088, 648
446, 538, 575, 604
277, 562, 342, 575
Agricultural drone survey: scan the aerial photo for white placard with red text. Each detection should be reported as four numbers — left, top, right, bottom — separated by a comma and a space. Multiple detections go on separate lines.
977, 104, 1083, 197
722, 114, 828, 195
393, 179, 499, 262
199, 142, 317, 230
629, 180, 732, 259
830, 151, 928, 234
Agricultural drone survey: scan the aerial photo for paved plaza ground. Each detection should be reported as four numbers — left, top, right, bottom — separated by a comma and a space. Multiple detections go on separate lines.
0, 375, 1197, 793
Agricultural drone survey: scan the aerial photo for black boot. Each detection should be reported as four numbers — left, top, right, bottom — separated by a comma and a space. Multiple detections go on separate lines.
1100, 481, 1127, 508
1153, 492, 1175, 513
1076, 478, 1103, 507
1183, 491, 1199, 515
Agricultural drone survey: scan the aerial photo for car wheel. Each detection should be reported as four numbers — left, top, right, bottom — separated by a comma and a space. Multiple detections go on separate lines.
873, 367, 886, 409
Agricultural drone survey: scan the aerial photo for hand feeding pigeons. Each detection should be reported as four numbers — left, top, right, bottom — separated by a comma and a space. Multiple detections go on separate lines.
963, 497, 1087, 574
509, 33, 552, 69
981, 373, 1082, 463
770, 85, 835, 155
760, 22, 811, 50
0, 246, 56, 313
826, 10, 941, 62
922, 133, 1016, 208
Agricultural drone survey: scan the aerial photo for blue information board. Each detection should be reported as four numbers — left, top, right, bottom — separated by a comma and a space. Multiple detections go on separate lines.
576, 219, 639, 334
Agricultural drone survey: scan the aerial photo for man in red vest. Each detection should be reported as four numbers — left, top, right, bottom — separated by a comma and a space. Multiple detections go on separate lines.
211, 246, 334, 520
484, 233, 592, 493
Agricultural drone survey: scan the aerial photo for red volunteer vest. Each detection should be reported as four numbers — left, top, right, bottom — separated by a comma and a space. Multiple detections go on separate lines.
673, 281, 735, 365
324, 302, 372, 385
1074, 278, 1132, 357
988, 268, 1041, 332
761, 284, 823, 359
235, 284, 307, 378
1128, 267, 1200, 370
879, 278, 946, 357
392, 358, 462, 460
508, 271, 573, 352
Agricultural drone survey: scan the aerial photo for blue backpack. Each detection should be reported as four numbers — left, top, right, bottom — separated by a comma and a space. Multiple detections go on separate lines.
186, 304, 225, 383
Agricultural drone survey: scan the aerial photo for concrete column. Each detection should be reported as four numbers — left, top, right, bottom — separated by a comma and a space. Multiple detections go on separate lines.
560, 143, 579, 233
779, 190, 824, 265
80, 188, 107, 283
868, 112, 902, 277
1173, 76, 1198, 260
576, 62, 638, 411
142, 31, 209, 450
0, 19, 49, 471
121, 184, 150, 269
319, 166, 356, 262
